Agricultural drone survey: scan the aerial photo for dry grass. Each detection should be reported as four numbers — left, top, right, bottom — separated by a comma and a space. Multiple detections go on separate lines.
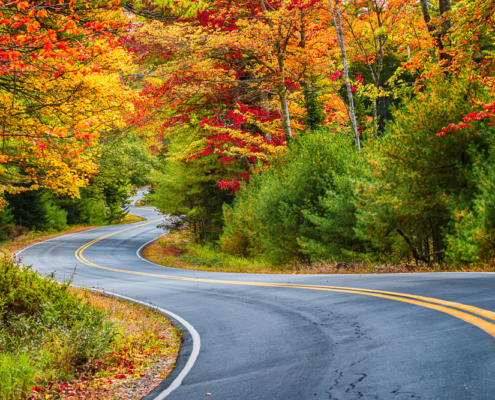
295, 261, 495, 274
1, 225, 97, 257
142, 230, 495, 275
32, 288, 181, 400
116, 214, 147, 225
134, 198, 153, 207
142, 230, 276, 274
0, 213, 146, 258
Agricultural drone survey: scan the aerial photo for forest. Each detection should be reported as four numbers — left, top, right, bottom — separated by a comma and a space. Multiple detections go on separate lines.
1, 0, 494, 269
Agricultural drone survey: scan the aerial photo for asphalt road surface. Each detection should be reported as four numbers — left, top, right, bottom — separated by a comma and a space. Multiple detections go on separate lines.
20, 189, 495, 399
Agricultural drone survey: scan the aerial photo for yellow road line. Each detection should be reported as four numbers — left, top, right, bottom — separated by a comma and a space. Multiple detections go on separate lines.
75, 222, 495, 338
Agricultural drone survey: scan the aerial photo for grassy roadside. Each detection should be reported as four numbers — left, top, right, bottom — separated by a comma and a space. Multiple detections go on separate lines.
0, 225, 98, 257
0, 213, 147, 257
142, 230, 274, 274
0, 257, 181, 400
142, 230, 495, 274
134, 194, 153, 207
117, 213, 147, 225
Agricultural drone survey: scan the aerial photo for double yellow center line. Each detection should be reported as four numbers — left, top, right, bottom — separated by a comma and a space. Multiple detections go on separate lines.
75, 220, 495, 338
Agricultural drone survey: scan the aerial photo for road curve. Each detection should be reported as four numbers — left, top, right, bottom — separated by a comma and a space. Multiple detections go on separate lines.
20, 190, 495, 399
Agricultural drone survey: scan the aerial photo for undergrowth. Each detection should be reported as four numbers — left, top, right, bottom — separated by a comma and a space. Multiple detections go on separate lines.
0, 257, 181, 400
143, 230, 495, 274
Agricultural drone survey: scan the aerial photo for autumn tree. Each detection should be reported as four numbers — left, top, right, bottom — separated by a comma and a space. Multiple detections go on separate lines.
339, 0, 429, 136
0, 0, 141, 206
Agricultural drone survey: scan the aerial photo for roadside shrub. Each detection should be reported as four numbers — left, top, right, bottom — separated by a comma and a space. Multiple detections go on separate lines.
221, 131, 364, 264
0, 258, 82, 320
0, 257, 116, 396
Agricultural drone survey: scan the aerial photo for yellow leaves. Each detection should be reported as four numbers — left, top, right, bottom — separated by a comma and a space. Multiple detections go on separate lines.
26, 21, 41, 33
51, 126, 69, 137
16, 1, 28, 10
0, 35, 136, 201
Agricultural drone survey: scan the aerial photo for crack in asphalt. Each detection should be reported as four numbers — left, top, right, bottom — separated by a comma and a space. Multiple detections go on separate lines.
391, 385, 422, 398
350, 321, 372, 340
327, 357, 368, 400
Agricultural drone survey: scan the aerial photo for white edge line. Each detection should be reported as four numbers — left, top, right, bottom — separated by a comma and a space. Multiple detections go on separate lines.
81, 287, 200, 399
16, 224, 111, 256
17, 191, 202, 398
136, 234, 168, 265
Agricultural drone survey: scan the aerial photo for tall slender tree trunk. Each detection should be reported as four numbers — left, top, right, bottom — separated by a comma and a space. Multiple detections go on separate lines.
280, 89, 293, 140
260, 0, 293, 140
328, 0, 361, 149
278, 50, 293, 140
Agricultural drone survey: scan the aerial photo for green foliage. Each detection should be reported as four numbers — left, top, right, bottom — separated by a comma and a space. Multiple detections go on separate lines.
443, 124, 495, 261
0, 353, 39, 400
179, 241, 271, 271
56, 179, 132, 226
301, 86, 324, 131
55, 187, 109, 226
0, 257, 116, 393
152, 153, 236, 243
54, 132, 157, 225
5, 191, 67, 231
0, 209, 14, 242
355, 75, 494, 262
221, 131, 363, 264
98, 132, 159, 188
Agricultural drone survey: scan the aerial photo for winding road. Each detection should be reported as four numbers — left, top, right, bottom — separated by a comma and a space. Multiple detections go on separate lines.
20, 189, 495, 399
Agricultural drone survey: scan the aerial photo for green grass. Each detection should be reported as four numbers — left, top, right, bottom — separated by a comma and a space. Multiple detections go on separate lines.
182, 242, 275, 271
0, 353, 39, 400
0, 257, 115, 398
0, 257, 181, 399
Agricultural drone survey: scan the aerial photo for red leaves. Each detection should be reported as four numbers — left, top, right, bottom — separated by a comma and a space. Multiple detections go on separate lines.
43, 42, 55, 51
437, 101, 495, 136
217, 173, 251, 193
56, 41, 67, 50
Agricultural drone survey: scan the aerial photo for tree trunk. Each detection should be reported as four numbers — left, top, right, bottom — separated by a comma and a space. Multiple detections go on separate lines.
278, 44, 293, 140
280, 90, 293, 140
328, 0, 361, 149
419, 0, 452, 62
